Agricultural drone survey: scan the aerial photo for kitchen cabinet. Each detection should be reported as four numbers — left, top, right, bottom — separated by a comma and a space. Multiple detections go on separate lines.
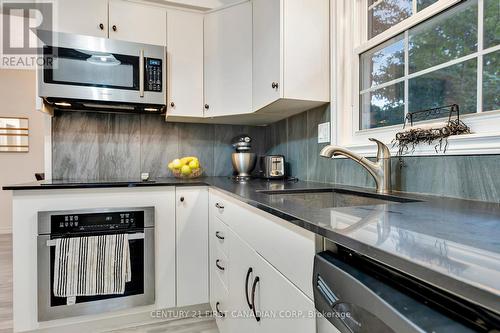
209, 189, 316, 333
204, 1, 252, 117
109, 0, 166, 46
252, 0, 330, 113
55, 0, 166, 45
53, 0, 108, 38
226, 228, 316, 333
176, 186, 209, 307
166, 9, 204, 118
210, 188, 315, 298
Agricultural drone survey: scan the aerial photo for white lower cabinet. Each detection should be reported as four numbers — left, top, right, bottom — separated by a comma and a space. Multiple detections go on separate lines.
176, 186, 209, 307
210, 214, 316, 333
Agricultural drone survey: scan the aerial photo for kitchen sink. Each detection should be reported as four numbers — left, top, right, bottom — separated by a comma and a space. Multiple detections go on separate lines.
256, 188, 420, 209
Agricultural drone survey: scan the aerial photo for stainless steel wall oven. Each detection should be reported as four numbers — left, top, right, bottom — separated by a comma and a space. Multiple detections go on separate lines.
37, 207, 155, 321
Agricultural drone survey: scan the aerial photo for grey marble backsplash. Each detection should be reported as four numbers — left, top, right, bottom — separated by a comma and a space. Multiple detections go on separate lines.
52, 112, 267, 179
264, 105, 500, 203
53, 106, 500, 203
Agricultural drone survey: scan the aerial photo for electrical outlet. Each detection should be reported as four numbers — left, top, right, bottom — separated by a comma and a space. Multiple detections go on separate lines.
318, 122, 330, 143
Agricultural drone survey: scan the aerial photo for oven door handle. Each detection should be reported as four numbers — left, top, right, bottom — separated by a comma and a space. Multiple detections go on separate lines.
46, 232, 145, 246
139, 49, 145, 98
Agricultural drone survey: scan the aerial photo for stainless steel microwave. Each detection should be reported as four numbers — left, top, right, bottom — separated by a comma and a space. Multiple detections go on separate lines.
37, 31, 166, 113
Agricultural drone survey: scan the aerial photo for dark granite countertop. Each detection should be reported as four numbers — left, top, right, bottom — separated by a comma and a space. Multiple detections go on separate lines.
4, 177, 500, 315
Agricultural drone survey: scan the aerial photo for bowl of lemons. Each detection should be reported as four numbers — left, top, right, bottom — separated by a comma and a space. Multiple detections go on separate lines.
168, 156, 202, 179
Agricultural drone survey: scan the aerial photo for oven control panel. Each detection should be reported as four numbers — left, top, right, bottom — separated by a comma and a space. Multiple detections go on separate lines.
50, 211, 144, 234
144, 58, 162, 92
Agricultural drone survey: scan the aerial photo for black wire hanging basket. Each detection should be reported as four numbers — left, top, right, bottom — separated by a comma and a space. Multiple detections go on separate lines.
392, 104, 471, 155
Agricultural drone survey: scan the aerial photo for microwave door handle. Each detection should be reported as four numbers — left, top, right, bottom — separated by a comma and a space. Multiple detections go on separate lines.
139, 50, 145, 98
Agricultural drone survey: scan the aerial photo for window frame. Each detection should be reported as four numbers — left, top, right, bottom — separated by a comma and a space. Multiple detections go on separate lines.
331, 0, 500, 156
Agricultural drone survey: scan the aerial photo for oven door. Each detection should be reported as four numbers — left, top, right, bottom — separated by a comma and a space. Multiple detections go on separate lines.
37, 31, 166, 105
37, 229, 155, 322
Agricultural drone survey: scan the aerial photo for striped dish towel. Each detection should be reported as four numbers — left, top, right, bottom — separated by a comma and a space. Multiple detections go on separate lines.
53, 234, 131, 298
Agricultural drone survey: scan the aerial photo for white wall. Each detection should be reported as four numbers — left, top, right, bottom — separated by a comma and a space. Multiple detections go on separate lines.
0, 70, 45, 234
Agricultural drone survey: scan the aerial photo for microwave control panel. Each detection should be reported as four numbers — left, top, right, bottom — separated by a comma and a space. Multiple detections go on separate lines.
145, 58, 162, 92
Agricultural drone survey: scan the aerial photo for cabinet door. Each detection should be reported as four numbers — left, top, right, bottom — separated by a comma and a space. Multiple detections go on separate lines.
204, 2, 252, 117
54, 0, 108, 37
252, 0, 282, 111
227, 229, 260, 333
252, 248, 317, 333
166, 9, 204, 117
109, 0, 166, 45
228, 228, 316, 333
176, 187, 209, 307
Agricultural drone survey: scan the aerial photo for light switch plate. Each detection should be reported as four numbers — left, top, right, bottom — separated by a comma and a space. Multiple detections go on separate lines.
318, 122, 330, 143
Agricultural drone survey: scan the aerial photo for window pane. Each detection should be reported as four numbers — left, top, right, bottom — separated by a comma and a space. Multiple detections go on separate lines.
409, 0, 478, 74
360, 82, 405, 129
484, 0, 500, 49
408, 59, 477, 116
360, 35, 405, 90
417, 0, 438, 12
369, 0, 412, 38
483, 51, 499, 112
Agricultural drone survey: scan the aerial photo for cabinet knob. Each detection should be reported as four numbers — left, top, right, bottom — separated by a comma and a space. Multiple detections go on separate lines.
112, 25, 117, 32
215, 202, 224, 209
180, 196, 185, 202
99, 23, 104, 30
204, 104, 209, 110
271, 82, 279, 89
215, 231, 225, 240
170, 102, 175, 108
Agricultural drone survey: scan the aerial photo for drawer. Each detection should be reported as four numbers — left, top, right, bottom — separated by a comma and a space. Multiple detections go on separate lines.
210, 270, 230, 331
209, 189, 233, 224
211, 216, 229, 257
209, 188, 315, 299
213, 245, 229, 290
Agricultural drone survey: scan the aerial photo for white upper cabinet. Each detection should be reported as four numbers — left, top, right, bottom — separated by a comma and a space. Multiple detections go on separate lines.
252, 0, 281, 111
53, 0, 108, 38
54, 0, 166, 45
252, 0, 330, 112
166, 9, 204, 118
109, 0, 166, 46
204, 1, 252, 117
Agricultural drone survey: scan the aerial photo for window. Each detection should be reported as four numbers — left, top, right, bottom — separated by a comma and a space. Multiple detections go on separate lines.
360, 0, 500, 130
368, 0, 440, 38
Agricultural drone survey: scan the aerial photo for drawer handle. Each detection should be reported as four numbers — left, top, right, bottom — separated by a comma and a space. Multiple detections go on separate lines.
215, 301, 225, 317
215, 202, 224, 209
251, 276, 261, 322
216, 259, 225, 271
215, 231, 225, 240
245, 267, 253, 309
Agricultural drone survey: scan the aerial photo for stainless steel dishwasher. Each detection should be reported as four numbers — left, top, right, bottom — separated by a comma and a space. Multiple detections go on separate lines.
314, 248, 499, 333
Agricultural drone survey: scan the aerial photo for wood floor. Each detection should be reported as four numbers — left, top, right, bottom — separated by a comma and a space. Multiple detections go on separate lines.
0, 234, 217, 333
0, 234, 13, 333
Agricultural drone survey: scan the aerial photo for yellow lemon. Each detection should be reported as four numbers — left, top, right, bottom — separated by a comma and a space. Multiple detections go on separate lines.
172, 159, 182, 169
181, 165, 192, 175
188, 159, 200, 169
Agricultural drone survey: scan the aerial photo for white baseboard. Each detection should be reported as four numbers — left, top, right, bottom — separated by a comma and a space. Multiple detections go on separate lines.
30, 303, 211, 333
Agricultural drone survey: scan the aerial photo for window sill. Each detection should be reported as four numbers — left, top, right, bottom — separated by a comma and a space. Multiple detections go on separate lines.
339, 132, 500, 158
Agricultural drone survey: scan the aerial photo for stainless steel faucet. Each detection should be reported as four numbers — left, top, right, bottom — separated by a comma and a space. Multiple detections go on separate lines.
320, 138, 392, 193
